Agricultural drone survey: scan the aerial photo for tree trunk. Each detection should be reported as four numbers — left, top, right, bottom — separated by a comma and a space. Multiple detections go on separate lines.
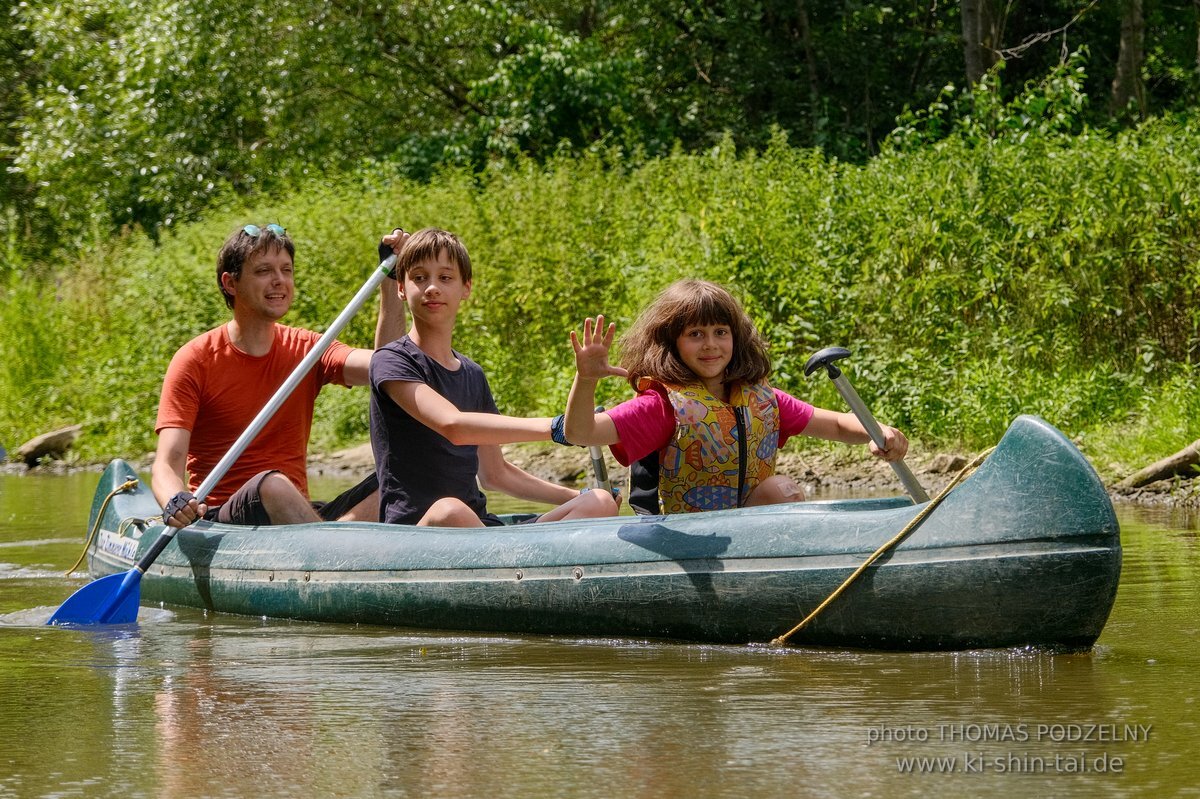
961, 0, 999, 85
794, 0, 821, 112
1118, 439, 1200, 489
1111, 0, 1147, 116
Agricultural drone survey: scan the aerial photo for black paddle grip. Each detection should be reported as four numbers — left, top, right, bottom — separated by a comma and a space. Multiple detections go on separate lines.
804, 346, 852, 379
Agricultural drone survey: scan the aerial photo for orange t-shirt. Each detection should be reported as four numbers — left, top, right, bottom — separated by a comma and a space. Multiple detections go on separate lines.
155, 324, 353, 505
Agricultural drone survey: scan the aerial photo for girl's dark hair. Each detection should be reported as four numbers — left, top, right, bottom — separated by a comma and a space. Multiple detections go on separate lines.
619, 279, 772, 389
393, 228, 472, 283
216, 225, 295, 309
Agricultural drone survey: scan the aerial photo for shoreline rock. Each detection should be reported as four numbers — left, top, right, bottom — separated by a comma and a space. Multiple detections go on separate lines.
311, 440, 1200, 508
5, 440, 1197, 508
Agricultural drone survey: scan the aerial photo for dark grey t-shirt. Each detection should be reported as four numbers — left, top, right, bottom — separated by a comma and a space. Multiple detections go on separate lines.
369, 336, 501, 525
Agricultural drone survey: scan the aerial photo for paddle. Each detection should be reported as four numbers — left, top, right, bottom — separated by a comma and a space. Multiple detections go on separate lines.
48, 250, 400, 626
804, 346, 929, 503
589, 406, 612, 494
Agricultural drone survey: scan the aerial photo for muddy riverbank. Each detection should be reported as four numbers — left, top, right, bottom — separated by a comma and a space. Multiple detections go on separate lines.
6, 439, 1197, 507
306, 440, 1200, 508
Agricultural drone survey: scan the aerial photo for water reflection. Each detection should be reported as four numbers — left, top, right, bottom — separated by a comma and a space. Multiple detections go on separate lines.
148, 628, 319, 796
1, 472, 1199, 796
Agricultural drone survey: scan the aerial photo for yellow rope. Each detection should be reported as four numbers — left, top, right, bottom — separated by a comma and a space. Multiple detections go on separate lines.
64, 478, 140, 576
770, 446, 997, 646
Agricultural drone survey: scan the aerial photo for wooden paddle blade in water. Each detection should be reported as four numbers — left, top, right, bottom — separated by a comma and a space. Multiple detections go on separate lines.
47, 570, 141, 625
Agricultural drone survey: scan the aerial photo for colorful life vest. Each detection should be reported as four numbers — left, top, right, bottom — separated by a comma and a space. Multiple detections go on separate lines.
654, 380, 780, 513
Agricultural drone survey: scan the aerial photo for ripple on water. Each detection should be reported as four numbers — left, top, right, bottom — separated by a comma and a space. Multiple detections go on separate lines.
0, 604, 176, 627
0, 538, 79, 549
0, 562, 69, 580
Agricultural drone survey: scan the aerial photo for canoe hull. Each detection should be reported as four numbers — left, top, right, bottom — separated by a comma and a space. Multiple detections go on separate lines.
84, 415, 1121, 650
118, 540, 1116, 649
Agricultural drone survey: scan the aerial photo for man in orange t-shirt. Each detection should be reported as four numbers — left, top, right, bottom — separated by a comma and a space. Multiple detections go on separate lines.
152, 223, 408, 527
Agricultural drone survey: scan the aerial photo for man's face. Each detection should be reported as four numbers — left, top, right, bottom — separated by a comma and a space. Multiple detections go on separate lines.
225, 246, 295, 320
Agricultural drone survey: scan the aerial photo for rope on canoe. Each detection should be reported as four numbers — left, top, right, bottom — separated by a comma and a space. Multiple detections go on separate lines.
63, 478, 140, 576
770, 446, 997, 646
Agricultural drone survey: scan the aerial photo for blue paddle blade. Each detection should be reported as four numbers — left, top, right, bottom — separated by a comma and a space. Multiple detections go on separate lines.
47, 569, 143, 626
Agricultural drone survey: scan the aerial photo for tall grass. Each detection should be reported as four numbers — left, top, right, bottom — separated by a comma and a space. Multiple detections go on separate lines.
2, 121, 1198, 478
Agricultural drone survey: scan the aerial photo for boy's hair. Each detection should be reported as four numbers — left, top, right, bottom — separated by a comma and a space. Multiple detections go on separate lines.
216, 225, 295, 309
619, 279, 772, 389
394, 228, 472, 283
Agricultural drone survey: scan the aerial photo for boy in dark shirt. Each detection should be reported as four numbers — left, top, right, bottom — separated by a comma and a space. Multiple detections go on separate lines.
369, 228, 618, 526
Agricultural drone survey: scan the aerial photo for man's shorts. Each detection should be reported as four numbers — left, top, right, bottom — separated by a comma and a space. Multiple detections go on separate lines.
204, 471, 379, 526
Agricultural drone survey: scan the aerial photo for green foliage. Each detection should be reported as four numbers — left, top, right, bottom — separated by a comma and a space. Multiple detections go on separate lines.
9, 0, 501, 241
9, 0, 1200, 262
1085, 365, 1200, 478
888, 52, 1093, 152
4, 112, 1200, 481
467, 15, 646, 161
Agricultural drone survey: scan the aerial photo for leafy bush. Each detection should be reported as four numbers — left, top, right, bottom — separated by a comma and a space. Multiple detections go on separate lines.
3, 113, 1199, 480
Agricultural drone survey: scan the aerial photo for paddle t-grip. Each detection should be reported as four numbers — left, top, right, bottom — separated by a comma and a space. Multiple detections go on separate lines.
803, 346, 853, 380
804, 346, 930, 503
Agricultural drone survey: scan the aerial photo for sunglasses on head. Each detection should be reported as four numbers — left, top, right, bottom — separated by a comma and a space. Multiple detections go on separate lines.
242, 223, 287, 238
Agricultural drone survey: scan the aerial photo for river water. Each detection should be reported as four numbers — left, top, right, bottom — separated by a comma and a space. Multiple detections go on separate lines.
1, 469, 1197, 798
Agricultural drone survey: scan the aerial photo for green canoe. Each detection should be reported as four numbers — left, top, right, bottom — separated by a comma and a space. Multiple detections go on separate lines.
82, 415, 1120, 650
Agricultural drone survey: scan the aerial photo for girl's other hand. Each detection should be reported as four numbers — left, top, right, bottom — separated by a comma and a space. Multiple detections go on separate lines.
869, 425, 909, 462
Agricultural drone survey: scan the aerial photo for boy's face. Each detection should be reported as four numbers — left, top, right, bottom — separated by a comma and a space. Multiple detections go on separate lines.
223, 246, 295, 320
399, 250, 471, 324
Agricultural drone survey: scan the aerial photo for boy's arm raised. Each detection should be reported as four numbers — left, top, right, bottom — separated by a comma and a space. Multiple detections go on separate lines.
382, 379, 553, 446
342, 230, 411, 386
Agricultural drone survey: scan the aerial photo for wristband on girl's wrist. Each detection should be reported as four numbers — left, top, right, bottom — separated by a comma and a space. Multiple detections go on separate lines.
550, 414, 574, 446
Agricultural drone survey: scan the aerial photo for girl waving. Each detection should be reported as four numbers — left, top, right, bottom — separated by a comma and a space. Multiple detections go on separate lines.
560, 280, 909, 514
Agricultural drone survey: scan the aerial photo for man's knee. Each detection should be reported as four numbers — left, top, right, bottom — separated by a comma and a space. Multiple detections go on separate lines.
258, 472, 305, 503
258, 473, 320, 524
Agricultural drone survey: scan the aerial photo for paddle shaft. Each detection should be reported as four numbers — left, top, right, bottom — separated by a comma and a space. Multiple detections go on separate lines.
589, 406, 612, 493
804, 347, 927, 503
827, 373, 929, 503
50, 254, 399, 625
131, 254, 398, 575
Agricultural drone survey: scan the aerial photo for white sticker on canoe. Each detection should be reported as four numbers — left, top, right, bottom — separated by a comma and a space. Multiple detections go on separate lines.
98, 530, 140, 560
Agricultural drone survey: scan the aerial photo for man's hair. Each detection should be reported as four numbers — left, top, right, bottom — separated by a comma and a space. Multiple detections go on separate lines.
216, 225, 295, 309
619, 279, 772, 389
393, 228, 472, 283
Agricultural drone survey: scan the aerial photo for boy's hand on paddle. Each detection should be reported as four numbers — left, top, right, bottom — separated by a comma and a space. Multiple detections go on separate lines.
379, 227, 410, 277
869, 426, 909, 462
570, 315, 628, 381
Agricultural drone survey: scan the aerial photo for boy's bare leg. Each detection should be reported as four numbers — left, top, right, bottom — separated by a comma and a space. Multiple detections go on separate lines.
537, 489, 619, 522
418, 497, 486, 527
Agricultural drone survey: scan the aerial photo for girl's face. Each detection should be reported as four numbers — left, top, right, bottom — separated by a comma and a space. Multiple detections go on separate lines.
675, 323, 733, 392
